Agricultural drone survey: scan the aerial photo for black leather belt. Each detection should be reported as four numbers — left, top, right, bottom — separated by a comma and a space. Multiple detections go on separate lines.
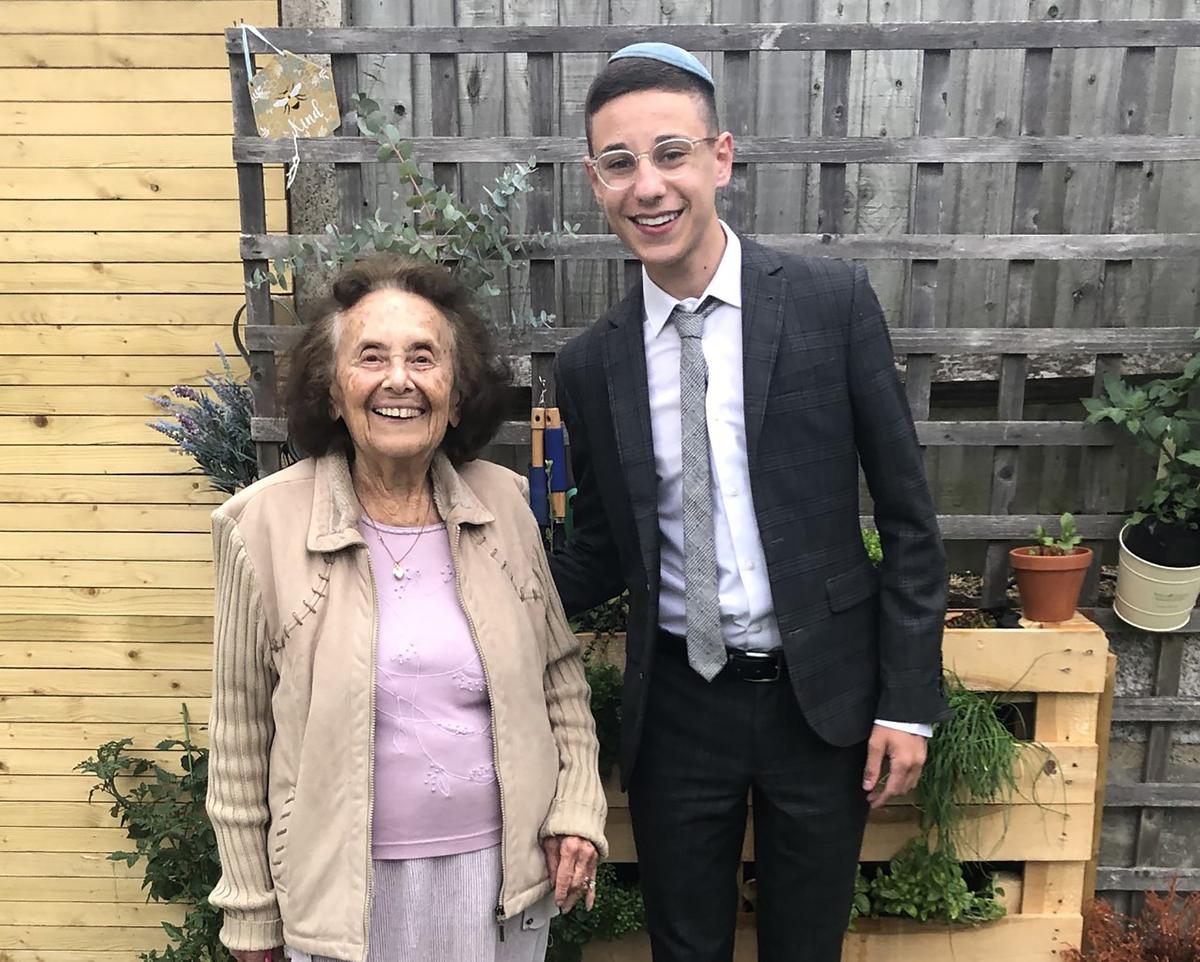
657, 629, 786, 683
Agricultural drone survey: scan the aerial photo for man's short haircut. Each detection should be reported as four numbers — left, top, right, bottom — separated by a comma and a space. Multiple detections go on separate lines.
584, 56, 720, 153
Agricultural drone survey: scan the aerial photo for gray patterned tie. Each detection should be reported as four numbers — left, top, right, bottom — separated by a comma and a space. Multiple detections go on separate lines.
673, 296, 726, 681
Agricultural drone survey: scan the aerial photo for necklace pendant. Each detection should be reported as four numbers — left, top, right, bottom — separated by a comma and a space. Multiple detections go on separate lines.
392, 563, 406, 580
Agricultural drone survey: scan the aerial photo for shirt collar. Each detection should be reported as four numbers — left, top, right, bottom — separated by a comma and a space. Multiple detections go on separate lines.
642, 221, 742, 339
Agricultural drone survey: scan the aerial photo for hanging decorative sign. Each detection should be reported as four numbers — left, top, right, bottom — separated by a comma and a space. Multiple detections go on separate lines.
248, 52, 340, 140
241, 24, 341, 186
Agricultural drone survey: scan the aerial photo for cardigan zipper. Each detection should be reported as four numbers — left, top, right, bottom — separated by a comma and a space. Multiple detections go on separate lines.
450, 522, 509, 936
361, 545, 379, 958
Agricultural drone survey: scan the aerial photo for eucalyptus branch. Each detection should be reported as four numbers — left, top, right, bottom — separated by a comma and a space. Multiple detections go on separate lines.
251, 92, 579, 332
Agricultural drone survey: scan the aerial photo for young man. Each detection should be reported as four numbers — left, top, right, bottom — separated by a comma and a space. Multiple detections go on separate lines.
548, 43, 950, 962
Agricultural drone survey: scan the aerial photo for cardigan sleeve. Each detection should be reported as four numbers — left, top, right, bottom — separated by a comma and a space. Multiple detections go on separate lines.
206, 511, 284, 951
530, 532, 610, 859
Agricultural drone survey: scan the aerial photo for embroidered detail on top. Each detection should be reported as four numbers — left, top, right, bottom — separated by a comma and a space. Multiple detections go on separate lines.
387, 639, 419, 665
424, 763, 450, 795
451, 669, 486, 692
269, 556, 333, 653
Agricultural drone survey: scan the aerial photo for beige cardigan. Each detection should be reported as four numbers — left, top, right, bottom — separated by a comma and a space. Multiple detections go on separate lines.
206, 452, 607, 961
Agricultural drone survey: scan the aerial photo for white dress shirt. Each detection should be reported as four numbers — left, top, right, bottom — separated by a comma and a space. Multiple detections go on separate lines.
642, 222, 932, 738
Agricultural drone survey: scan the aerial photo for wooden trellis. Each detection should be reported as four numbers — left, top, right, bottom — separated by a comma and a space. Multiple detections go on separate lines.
229, 18, 1200, 613
228, 17, 1200, 905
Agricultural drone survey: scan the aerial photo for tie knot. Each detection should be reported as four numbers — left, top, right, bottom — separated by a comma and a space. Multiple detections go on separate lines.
671, 296, 721, 340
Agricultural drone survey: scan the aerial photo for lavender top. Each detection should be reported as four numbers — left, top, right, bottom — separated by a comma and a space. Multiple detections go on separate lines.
361, 517, 502, 860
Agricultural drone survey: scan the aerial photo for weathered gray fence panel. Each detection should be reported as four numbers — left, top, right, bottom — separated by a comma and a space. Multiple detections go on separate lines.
249, 5, 1200, 908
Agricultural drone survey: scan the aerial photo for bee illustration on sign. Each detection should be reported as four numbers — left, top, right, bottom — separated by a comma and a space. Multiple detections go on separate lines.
275, 82, 307, 114
248, 51, 340, 140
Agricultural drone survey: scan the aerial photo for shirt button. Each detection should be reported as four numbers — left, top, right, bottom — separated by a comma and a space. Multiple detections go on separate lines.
745, 561, 756, 571
750, 624, 762, 634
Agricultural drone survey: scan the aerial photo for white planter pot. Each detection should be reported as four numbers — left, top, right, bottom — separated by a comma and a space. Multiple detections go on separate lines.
1114, 523, 1200, 632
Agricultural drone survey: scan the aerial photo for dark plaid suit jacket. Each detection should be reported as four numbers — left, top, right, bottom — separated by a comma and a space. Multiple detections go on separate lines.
550, 237, 951, 787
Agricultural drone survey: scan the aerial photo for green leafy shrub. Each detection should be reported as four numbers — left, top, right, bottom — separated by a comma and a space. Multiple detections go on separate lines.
571, 592, 629, 637
584, 661, 622, 782
848, 865, 872, 928
76, 710, 230, 962
1082, 331, 1200, 532
547, 864, 646, 962
864, 840, 1006, 925
147, 349, 256, 495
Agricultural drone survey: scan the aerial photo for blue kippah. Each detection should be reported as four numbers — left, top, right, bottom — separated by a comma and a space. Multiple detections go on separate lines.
607, 42, 715, 89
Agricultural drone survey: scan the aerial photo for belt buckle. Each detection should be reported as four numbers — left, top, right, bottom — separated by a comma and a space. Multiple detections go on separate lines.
738, 649, 781, 683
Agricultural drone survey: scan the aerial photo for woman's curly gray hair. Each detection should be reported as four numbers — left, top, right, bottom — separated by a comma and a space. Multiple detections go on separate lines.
286, 255, 511, 466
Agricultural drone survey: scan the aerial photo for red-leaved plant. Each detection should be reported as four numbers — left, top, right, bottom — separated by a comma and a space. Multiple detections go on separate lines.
1066, 885, 1200, 962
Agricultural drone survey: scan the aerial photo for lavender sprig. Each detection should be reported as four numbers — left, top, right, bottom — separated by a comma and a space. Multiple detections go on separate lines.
146, 347, 258, 494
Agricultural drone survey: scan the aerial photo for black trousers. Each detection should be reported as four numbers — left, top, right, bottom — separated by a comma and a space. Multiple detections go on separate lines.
627, 634, 870, 962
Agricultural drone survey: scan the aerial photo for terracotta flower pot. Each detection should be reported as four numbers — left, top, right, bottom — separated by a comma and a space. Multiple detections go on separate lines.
1008, 546, 1093, 623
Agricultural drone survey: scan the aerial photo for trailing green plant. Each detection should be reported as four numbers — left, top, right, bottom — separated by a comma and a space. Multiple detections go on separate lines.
917, 672, 1030, 853
1082, 329, 1200, 531
252, 93, 577, 328
147, 348, 257, 495
1030, 512, 1082, 556
76, 709, 230, 962
864, 840, 1006, 925
851, 673, 1040, 927
546, 864, 646, 962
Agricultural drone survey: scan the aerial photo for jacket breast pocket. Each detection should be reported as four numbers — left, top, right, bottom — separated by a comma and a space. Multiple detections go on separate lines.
772, 349, 844, 396
825, 562, 881, 614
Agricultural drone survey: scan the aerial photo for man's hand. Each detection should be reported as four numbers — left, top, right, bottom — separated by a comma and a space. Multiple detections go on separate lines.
543, 835, 600, 912
230, 950, 284, 962
862, 725, 927, 809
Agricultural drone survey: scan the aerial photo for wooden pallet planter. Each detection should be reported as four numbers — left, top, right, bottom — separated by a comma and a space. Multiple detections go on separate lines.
580, 612, 1110, 962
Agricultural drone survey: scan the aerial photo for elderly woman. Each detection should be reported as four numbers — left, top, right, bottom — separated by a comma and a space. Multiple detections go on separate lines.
206, 255, 607, 962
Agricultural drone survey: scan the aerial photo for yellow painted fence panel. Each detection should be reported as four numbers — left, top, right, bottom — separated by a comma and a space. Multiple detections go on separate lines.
1, 4, 278, 958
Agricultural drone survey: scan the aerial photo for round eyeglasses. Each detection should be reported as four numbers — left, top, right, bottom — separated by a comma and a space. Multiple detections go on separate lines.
587, 136, 718, 190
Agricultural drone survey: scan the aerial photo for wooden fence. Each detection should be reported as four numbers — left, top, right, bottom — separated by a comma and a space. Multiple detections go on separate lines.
0, 1, 278, 956
228, 14, 1200, 915
230, 17, 1200, 609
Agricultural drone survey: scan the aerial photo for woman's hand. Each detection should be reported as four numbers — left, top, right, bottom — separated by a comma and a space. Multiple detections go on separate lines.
230, 949, 285, 962
542, 835, 599, 912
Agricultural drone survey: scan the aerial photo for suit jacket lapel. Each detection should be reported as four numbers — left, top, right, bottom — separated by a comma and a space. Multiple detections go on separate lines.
602, 285, 660, 584
740, 238, 786, 464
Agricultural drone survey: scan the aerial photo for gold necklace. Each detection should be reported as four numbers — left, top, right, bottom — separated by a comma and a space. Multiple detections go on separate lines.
363, 499, 433, 581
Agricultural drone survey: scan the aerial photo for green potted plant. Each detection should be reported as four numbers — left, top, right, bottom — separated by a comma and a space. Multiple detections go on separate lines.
1008, 512, 1092, 623
1083, 335, 1200, 631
